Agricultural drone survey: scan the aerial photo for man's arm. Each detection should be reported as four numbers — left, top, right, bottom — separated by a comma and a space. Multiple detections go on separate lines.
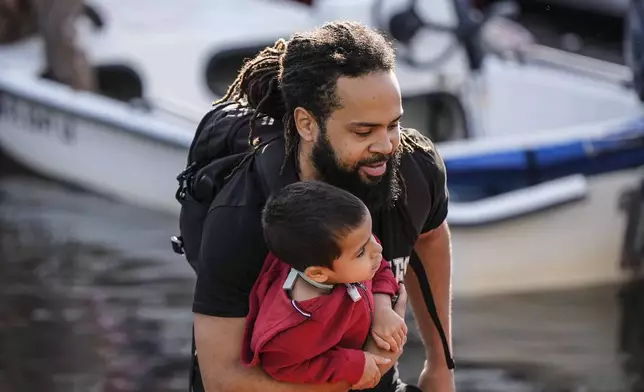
406, 222, 454, 382
195, 314, 352, 392
403, 136, 455, 391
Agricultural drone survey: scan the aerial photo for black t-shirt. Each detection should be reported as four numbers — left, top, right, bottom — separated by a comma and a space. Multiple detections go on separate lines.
192, 128, 449, 318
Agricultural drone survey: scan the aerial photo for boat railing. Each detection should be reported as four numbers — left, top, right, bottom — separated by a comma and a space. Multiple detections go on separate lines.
518, 44, 632, 88
150, 95, 205, 126
447, 174, 588, 227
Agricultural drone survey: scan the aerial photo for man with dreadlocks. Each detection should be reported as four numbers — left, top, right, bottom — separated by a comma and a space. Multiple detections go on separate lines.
191, 21, 455, 392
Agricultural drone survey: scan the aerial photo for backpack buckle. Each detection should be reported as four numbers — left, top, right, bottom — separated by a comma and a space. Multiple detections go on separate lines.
177, 162, 199, 182
170, 235, 185, 255
176, 162, 200, 200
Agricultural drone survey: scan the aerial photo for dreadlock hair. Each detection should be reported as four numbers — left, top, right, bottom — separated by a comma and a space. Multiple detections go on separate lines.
215, 20, 431, 162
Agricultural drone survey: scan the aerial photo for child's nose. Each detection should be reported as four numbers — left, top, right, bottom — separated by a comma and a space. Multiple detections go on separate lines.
372, 237, 383, 253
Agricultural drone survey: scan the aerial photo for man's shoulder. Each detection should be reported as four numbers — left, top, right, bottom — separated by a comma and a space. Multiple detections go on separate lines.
398, 128, 446, 186
210, 135, 295, 211
209, 160, 265, 209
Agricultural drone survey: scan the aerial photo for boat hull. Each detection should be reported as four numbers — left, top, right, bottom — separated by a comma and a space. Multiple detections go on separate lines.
450, 169, 639, 297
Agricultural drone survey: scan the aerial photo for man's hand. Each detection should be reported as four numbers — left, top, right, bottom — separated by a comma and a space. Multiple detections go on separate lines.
363, 284, 408, 374
350, 353, 391, 390
418, 365, 455, 392
370, 285, 408, 352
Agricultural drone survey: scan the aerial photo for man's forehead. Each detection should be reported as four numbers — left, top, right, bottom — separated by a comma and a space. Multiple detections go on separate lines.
334, 72, 402, 124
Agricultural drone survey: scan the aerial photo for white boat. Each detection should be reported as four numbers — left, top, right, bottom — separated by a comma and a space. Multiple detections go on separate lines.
2, 58, 643, 298
1, 0, 643, 297
2, 0, 640, 139
43, 0, 481, 142
442, 117, 644, 297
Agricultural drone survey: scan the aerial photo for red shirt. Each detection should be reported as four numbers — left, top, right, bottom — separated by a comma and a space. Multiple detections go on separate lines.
241, 253, 399, 385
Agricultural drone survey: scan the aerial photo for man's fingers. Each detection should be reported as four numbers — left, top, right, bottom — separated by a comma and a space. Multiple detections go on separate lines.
352, 381, 366, 390
372, 373, 381, 388
393, 283, 408, 317
370, 370, 382, 388
368, 375, 377, 389
371, 332, 391, 351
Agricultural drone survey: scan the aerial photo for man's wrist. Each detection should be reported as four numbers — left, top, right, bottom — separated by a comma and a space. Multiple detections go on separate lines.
423, 350, 453, 371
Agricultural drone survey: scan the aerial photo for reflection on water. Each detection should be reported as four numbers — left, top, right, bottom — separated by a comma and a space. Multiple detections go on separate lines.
0, 166, 642, 391
0, 173, 196, 392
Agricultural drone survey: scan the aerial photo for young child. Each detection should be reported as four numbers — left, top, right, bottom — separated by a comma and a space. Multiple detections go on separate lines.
241, 181, 407, 390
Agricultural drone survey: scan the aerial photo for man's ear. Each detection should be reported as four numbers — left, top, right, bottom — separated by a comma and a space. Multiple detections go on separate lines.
303, 265, 332, 284
293, 107, 318, 143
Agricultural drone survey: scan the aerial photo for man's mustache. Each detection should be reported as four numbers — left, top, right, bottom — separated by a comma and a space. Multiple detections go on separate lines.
358, 154, 390, 167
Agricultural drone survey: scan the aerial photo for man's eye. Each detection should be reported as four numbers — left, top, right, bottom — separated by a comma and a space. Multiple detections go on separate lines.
355, 131, 371, 137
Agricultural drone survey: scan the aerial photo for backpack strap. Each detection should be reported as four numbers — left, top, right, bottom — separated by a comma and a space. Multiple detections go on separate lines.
399, 184, 456, 371
408, 253, 456, 370
253, 137, 299, 198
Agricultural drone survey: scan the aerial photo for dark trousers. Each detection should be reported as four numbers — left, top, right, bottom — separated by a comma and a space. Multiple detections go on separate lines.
355, 365, 422, 392
190, 361, 422, 392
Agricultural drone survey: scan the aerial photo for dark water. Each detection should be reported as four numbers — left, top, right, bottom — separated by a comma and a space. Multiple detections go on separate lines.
1, 151, 642, 392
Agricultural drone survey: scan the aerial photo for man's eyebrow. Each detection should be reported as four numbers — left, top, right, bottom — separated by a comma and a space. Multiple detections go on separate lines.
349, 114, 403, 128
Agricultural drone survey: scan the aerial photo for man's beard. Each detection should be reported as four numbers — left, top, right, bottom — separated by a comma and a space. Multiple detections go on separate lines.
310, 132, 401, 210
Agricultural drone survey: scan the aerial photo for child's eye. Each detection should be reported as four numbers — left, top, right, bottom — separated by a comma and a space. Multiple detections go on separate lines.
356, 247, 365, 258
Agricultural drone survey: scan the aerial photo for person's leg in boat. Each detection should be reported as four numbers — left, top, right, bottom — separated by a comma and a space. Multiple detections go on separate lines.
30, 0, 96, 91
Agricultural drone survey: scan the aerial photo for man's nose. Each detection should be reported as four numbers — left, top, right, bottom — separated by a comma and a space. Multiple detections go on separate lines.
369, 129, 394, 155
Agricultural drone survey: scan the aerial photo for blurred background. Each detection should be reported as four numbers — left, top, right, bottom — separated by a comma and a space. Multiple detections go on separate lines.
1, 0, 644, 391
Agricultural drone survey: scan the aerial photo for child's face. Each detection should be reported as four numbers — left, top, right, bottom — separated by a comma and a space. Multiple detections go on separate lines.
306, 211, 383, 285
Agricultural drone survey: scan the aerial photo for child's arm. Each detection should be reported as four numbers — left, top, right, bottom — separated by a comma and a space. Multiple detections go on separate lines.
250, 306, 388, 388
259, 343, 391, 390
370, 258, 407, 353
370, 235, 399, 298
371, 257, 399, 297
260, 344, 365, 385
249, 306, 364, 385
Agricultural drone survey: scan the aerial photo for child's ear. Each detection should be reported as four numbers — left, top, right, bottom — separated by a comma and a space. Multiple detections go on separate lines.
304, 266, 332, 283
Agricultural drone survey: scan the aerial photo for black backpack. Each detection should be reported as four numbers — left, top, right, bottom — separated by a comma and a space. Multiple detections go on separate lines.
171, 101, 284, 269
171, 102, 455, 392
171, 101, 289, 392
